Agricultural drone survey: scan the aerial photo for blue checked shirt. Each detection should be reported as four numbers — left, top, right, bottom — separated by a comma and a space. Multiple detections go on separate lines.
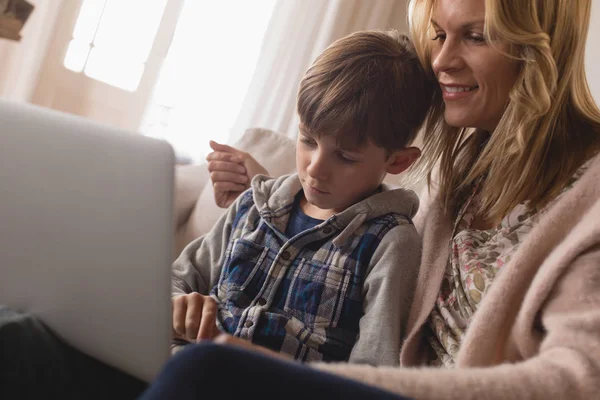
172, 174, 421, 365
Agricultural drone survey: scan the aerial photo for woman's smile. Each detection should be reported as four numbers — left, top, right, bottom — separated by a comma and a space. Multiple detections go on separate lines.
440, 83, 479, 100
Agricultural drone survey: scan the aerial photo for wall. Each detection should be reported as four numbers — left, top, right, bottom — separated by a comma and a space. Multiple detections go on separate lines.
0, 0, 63, 102
586, 1, 600, 103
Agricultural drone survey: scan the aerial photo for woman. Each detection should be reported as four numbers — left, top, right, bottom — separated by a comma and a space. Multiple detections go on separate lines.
143, 0, 600, 398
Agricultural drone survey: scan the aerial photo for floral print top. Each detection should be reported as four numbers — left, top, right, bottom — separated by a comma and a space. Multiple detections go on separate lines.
427, 163, 589, 367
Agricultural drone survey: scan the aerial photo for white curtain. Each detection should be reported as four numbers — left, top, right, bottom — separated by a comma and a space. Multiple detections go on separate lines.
228, 0, 410, 144
0, 0, 64, 102
140, 0, 277, 163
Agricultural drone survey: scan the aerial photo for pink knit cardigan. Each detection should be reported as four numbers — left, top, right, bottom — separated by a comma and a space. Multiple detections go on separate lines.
316, 154, 600, 400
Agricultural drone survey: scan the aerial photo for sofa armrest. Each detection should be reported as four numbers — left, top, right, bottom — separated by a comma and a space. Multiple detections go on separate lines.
174, 164, 210, 233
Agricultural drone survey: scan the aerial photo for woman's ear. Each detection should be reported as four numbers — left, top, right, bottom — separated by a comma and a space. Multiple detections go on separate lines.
385, 146, 421, 175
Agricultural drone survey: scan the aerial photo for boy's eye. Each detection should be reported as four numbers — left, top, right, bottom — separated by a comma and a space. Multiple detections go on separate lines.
300, 137, 316, 146
337, 152, 357, 163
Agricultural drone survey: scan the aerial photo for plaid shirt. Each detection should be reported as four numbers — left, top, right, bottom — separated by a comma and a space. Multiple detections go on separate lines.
173, 174, 421, 364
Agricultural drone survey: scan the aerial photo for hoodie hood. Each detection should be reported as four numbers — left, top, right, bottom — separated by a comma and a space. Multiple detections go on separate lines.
250, 173, 419, 246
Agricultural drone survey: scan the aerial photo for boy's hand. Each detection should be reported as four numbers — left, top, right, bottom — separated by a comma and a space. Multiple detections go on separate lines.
172, 293, 220, 342
206, 140, 270, 208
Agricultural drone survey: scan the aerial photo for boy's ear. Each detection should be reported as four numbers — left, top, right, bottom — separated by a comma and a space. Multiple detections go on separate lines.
385, 146, 421, 175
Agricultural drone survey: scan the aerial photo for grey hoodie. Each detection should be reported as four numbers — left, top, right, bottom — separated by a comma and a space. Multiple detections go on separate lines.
172, 173, 422, 365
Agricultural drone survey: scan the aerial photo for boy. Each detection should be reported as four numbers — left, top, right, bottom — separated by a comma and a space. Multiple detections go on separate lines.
171, 30, 434, 365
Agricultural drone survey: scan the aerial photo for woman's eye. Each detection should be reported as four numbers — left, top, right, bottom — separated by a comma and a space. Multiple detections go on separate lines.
431, 33, 446, 41
467, 33, 486, 44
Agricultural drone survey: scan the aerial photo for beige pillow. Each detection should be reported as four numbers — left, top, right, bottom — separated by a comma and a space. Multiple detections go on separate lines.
176, 128, 297, 255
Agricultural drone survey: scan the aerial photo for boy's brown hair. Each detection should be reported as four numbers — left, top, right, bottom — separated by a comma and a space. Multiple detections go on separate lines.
297, 29, 434, 152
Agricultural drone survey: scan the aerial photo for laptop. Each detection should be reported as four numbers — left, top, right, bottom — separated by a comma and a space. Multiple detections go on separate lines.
0, 99, 174, 383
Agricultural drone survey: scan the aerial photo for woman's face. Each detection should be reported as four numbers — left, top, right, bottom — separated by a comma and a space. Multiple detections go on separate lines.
430, 0, 519, 132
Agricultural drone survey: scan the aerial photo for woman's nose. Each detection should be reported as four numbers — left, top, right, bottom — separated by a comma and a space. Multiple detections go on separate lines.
432, 39, 462, 75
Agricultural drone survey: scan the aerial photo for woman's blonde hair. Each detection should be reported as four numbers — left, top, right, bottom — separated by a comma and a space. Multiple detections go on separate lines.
409, 0, 600, 221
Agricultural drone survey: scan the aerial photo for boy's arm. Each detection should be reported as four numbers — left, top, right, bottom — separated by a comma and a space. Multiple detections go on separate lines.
348, 222, 422, 366
171, 189, 250, 297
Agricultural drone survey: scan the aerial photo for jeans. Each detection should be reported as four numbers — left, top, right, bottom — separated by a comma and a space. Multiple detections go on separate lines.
0, 307, 146, 400
139, 342, 412, 400
1, 306, 411, 400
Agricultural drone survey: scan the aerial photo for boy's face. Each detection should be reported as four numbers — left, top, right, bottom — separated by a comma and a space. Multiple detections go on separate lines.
296, 125, 395, 219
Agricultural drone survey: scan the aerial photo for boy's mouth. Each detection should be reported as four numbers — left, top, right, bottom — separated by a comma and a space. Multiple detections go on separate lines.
305, 181, 328, 194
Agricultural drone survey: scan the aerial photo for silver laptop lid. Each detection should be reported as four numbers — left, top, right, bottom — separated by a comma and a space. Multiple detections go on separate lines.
0, 99, 174, 382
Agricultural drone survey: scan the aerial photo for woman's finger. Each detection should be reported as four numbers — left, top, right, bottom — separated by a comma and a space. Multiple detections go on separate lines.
210, 170, 249, 185
209, 140, 245, 157
213, 181, 248, 193
205, 151, 243, 164
207, 160, 246, 175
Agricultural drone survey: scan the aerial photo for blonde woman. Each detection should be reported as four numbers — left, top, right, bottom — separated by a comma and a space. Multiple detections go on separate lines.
140, 0, 600, 398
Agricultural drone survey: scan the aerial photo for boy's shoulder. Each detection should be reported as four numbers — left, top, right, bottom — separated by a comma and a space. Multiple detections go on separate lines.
358, 185, 420, 221
366, 208, 422, 249
329, 187, 420, 248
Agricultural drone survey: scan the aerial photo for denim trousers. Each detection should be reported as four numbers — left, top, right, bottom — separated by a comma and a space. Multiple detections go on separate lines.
139, 342, 411, 400
1, 306, 411, 400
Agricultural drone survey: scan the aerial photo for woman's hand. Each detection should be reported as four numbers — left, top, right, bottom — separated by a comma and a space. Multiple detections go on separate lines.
172, 293, 220, 342
212, 333, 293, 361
206, 141, 270, 208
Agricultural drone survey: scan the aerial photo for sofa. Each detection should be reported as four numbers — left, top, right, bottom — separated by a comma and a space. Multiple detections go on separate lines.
172, 127, 426, 258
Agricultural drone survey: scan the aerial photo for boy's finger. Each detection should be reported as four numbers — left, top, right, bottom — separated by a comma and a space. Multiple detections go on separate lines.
197, 297, 218, 340
171, 295, 187, 337
184, 293, 203, 341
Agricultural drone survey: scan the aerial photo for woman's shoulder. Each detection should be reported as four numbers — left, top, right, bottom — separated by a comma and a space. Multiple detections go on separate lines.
556, 152, 600, 201
579, 152, 600, 179
566, 152, 599, 187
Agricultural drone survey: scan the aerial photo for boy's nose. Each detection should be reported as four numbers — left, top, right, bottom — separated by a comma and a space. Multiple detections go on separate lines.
307, 153, 329, 180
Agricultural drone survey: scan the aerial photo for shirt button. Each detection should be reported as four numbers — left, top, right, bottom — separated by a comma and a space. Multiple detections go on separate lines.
244, 320, 253, 328
322, 226, 333, 234
257, 297, 267, 306
280, 251, 291, 260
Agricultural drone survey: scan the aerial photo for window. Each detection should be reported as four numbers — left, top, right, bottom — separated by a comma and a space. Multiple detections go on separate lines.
64, 0, 168, 92
140, 0, 277, 163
